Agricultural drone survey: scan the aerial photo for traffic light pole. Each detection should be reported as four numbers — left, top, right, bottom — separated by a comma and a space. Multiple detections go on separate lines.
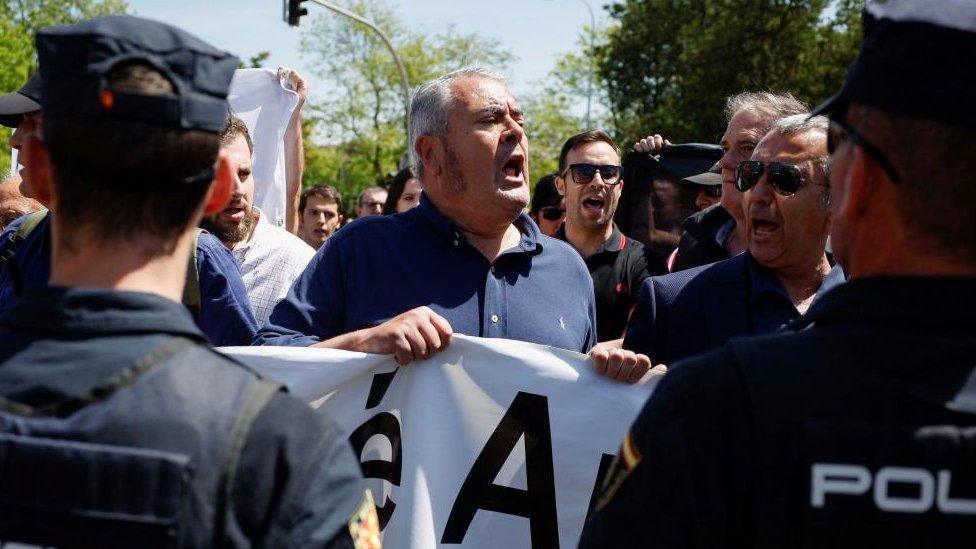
300, 0, 412, 141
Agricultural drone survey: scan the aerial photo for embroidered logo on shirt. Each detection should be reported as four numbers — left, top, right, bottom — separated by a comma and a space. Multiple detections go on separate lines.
348, 489, 381, 549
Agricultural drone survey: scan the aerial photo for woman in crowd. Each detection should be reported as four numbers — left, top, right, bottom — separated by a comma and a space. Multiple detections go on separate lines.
383, 167, 423, 214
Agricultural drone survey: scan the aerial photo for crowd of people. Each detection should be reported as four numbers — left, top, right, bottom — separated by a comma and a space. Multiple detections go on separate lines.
0, 0, 974, 546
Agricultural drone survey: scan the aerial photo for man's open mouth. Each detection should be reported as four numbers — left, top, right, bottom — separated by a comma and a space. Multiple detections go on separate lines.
502, 157, 523, 179
582, 196, 606, 213
752, 218, 780, 234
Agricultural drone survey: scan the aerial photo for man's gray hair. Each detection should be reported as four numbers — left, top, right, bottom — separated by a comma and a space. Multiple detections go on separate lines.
768, 114, 831, 182
357, 185, 386, 205
724, 91, 809, 129
408, 66, 506, 178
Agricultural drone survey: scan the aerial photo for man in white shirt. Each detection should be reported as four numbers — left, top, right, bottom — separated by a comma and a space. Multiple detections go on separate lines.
202, 116, 314, 325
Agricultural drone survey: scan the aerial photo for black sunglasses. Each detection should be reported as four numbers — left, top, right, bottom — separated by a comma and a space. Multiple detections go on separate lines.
735, 160, 827, 196
560, 163, 622, 185
828, 117, 902, 184
540, 206, 565, 221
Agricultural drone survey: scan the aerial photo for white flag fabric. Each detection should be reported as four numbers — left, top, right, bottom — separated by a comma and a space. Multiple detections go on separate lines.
223, 335, 658, 548
227, 69, 299, 228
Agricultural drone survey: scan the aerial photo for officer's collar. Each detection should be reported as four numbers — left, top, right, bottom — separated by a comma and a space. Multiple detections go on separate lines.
414, 194, 543, 255
788, 275, 976, 330
0, 286, 207, 341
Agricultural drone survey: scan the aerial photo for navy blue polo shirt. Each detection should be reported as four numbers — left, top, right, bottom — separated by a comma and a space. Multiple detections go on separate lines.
0, 212, 259, 346
255, 195, 597, 352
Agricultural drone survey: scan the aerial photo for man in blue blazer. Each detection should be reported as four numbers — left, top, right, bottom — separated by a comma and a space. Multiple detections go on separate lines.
624, 114, 844, 365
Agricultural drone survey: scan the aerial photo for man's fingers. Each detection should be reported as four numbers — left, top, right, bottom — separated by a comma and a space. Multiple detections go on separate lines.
392, 336, 413, 366
627, 355, 652, 383
417, 320, 443, 355
651, 364, 668, 375
590, 346, 610, 374
428, 310, 454, 348
604, 349, 624, 379
403, 328, 428, 361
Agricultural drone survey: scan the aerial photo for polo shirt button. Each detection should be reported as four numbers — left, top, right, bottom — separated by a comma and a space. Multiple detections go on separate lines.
490, 314, 499, 323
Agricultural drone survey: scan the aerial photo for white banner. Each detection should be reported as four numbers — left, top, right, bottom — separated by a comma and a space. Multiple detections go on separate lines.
227, 69, 299, 228
223, 335, 657, 548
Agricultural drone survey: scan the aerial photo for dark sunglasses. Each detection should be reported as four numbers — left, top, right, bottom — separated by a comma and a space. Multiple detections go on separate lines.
828, 117, 902, 184
540, 206, 565, 221
735, 160, 826, 196
561, 163, 622, 185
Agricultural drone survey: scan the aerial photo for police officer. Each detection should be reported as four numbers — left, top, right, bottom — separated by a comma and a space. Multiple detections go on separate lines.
0, 16, 377, 547
580, 1, 976, 546
0, 75, 261, 347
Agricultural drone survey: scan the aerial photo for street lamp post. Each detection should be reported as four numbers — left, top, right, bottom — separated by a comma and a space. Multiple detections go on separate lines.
302, 0, 412, 140
579, 0, 595, 129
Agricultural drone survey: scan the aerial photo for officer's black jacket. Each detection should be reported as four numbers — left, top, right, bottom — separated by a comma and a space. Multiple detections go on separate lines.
670, 203, 733, 273
0, 287, 367, 547
581, 276, 976, 547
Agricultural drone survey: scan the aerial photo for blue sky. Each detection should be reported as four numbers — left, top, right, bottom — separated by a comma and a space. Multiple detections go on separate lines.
127, 0, 607, 101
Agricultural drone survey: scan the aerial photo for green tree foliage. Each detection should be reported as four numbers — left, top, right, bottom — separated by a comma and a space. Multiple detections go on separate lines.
299, 0, 513, 203
0, 0, 128, 175
598, 0, 863, 143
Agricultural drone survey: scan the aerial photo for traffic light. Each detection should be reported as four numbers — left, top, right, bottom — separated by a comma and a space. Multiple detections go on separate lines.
285, 0, 308, 27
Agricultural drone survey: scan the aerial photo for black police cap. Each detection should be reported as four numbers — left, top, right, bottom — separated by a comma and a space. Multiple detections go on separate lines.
35, 15, 239, 133
812, 1, 976, 128
0, 74, 42, 129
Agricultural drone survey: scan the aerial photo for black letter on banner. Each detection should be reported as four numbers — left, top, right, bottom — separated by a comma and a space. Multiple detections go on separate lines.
441, 391, 558, 547
348, 371, 402, 529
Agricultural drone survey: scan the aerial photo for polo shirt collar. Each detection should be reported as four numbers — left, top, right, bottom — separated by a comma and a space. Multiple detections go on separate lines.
414, 194, 543, 255
554, 222, 627, 255
0, 286, 206, 340
746, 252, 792, 304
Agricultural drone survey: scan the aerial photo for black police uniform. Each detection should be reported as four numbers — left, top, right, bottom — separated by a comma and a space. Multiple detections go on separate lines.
0, 15, 375, 548
0, 288, 368, 547
554, 223, 666, 341
580, 277, 976, 547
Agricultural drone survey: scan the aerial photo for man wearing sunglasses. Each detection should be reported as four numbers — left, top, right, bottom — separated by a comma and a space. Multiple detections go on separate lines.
582, 1, 976, 546
623, 114, 842, 366
554, 130, 667, 343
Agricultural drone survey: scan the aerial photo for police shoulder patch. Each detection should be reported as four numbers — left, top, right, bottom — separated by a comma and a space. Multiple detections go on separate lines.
594, 431, 643, 511
348, 489, 381, 549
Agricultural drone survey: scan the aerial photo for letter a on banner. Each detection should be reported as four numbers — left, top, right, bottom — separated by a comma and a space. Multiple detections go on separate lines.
441, 391, 559, 547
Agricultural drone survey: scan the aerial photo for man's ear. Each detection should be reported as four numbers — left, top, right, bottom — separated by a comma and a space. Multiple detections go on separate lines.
416, 135, 444, 179
833, 147, 874, 224
22, 134, 54, 208
555, 174, 566, 197
202, 153, 233, 215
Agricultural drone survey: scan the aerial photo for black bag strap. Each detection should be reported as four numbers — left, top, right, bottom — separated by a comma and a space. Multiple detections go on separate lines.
0, 337, 194, 418
212, 376, 282, 549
